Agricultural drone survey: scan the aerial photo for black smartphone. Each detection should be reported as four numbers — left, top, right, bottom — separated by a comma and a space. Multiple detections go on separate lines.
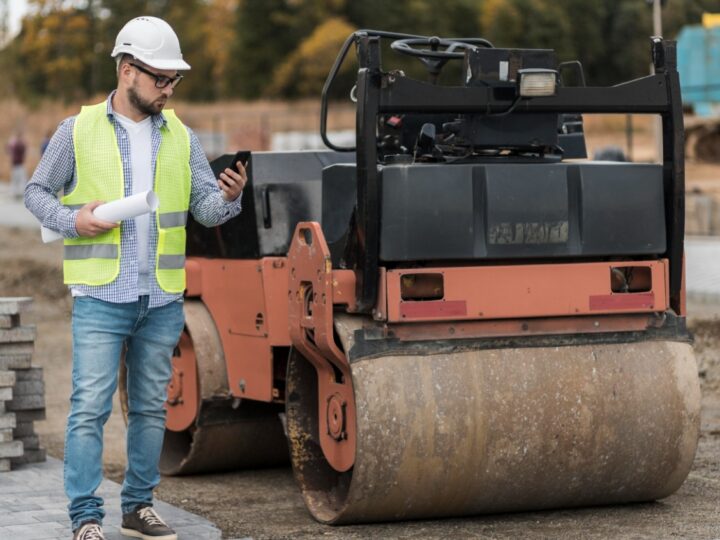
230, 150, 250, 175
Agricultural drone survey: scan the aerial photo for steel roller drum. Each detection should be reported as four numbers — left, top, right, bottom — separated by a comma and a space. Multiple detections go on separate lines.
288, 331, 700, 524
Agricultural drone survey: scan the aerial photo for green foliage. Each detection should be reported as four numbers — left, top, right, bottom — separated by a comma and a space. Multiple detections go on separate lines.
14, 3, 95, 102
0, 0, 716, 102
267, 17, 356, 98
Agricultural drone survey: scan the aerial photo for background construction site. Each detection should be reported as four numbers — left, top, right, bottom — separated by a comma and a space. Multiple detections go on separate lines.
2, 1, 720, 539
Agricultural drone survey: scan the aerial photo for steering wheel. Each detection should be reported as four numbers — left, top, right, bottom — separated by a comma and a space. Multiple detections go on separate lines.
390, 37, 493, 81
391, 37, 492, 59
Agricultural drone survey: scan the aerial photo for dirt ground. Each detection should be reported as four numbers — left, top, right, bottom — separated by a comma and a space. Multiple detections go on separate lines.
1, 224, 720, 540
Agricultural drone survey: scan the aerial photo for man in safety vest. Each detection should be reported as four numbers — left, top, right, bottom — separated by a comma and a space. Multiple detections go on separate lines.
25, 16, 247, 540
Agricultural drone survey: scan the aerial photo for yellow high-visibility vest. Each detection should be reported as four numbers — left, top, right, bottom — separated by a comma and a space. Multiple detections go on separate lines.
62, 101, 191, 293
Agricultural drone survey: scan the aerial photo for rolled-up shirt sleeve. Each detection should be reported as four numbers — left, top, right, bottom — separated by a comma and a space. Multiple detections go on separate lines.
24, 118, 80, 238
187, 128, 243, 227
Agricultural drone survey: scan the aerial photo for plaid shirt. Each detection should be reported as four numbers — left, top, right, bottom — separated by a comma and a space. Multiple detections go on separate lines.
25, 93, 243, 308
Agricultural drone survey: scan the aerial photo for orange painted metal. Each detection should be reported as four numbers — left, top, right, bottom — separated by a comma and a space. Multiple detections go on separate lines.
165, 331, 199, 432
332, 270, 357, 311
184, 257, 289, 403
385, 260, 669, 323
260, 258, 292, 346
185, 258, 202, 297
288, 223, 356, 472
389, 313, 656, 342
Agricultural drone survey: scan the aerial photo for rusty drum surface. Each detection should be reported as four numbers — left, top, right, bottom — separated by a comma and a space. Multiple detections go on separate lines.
287, 336, 700, 523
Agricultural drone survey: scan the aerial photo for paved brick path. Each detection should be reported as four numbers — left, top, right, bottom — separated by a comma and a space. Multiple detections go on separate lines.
0, 457, 222, 539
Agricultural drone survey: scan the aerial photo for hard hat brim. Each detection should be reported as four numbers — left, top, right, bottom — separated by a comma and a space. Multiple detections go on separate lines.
111, 47, 191, 71
141, 58, 192, 71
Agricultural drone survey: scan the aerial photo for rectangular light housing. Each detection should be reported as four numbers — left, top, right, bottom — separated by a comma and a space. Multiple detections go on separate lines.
518, 68, 558, 97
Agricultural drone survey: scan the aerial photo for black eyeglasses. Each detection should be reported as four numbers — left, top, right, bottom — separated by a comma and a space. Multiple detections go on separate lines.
129, 63, 183, 89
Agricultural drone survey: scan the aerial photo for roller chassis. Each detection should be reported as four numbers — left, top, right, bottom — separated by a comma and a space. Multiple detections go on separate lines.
142, 31, 700, 524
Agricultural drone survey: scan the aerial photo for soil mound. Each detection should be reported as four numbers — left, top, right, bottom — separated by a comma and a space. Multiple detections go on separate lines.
0, 258, 67, 300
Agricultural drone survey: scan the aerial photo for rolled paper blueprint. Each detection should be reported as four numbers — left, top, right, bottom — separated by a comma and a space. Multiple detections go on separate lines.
41, 190, 160, 243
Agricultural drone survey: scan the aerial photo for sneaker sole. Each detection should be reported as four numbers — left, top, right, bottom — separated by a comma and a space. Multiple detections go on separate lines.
119, 526, 178, 540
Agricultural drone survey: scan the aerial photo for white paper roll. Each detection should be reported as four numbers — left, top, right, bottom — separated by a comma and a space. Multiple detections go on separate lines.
41, 190, 160, 243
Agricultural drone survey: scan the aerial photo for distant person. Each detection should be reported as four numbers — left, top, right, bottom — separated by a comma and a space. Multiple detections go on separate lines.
40, 130, 52, 155
7, 131, 27, 199
24, 15, 247, 540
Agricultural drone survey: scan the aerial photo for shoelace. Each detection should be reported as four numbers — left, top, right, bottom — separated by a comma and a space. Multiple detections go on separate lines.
78, 523, 104, 540
138, 506, 167, 527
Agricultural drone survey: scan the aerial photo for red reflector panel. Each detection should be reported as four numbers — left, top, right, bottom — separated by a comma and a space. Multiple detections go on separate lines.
400, 300, 468, 319
589, 293, 655, 311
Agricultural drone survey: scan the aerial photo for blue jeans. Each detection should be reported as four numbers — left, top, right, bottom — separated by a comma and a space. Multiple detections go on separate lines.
65, 296, 184, 530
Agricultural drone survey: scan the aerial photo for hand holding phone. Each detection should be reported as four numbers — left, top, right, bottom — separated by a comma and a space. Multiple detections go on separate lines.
218, 159, 247, 202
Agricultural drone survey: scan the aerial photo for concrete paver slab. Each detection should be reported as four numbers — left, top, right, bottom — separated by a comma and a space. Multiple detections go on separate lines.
0, 457, 221, 539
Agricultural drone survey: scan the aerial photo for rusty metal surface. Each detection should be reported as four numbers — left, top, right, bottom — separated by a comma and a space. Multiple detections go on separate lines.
387, 313, 655, 342
183, 300, 230, 400
159, 411, 289, 476
165, 331, 199, 432
191, 259, 275, 402
288, 325, 700, 524
159, 300, 289, 475
288, 222, 357, 472
385, 260, 669, 322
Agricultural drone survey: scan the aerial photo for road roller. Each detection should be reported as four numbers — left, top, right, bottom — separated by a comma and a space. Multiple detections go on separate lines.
125, 31, 701, 523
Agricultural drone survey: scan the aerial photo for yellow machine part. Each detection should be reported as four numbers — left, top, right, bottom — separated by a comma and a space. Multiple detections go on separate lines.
702, 13, 720, 28
287, 320, 700, 524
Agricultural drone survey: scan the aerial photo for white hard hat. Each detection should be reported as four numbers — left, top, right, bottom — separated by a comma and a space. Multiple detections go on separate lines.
111, 16, 191, 71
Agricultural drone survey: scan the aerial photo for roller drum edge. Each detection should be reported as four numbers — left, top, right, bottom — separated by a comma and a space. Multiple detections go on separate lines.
159, 299, 289, 475
160, 417, 289, 476
288, 340, 701, 524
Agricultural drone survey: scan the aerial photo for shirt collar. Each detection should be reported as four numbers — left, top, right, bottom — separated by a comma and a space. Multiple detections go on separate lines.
106, 90, 167, 130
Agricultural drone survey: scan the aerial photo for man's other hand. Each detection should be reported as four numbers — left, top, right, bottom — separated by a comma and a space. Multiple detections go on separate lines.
75, 201, 119, 237
218, 160, 247, 202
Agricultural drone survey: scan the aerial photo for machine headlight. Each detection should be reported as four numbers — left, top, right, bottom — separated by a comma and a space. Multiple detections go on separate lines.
517, 68, 558, 97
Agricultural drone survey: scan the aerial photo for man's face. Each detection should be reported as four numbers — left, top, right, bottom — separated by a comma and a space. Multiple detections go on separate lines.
125, 62, 179, 116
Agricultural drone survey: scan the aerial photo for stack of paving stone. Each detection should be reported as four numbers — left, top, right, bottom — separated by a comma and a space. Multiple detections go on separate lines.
0, 297, 46, 471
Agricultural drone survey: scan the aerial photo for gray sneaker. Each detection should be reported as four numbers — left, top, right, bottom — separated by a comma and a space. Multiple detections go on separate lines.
120, 504, 177, 540
73, 521, 105, 540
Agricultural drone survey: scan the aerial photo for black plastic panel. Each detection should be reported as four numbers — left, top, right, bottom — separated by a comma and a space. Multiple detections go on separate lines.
322, 164, 358, 244
187, 151, 353, 259
375, 162, 665, 261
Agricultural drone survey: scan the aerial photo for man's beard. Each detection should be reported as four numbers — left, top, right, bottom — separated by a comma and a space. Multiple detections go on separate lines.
128, 83, 166, 116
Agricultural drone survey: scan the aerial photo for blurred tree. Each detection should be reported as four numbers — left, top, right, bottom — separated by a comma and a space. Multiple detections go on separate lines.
596, 0, 652, 85
1, 0, 717, 102
163, 0, 217, 101
664, 0, 720, 36
267, 16, 356, 98
344, 0, 481, 37
481, 0, 573, 59
15, 1, 94, 102
228, 0, 354, 98
202, 0, 238, 99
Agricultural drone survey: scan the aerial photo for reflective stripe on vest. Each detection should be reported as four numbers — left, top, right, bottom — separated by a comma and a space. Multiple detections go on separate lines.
158, 254, 186, 269
158, 211, 188, 228
62, 101, 191, 291
64, 244, 118, 260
